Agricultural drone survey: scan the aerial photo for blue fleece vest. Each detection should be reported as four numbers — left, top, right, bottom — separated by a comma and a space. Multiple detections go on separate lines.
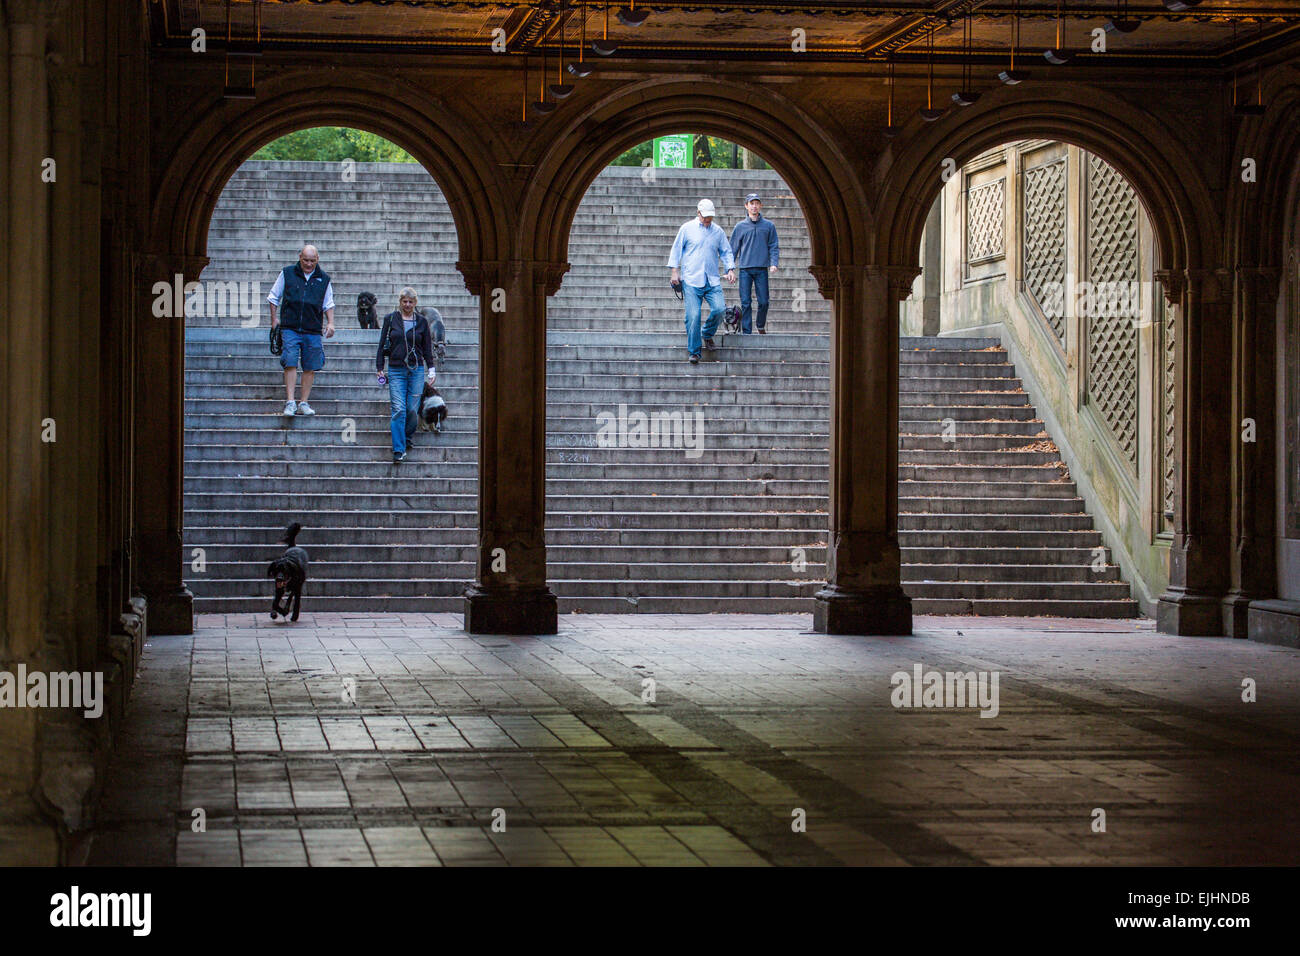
278, 264, 330, 333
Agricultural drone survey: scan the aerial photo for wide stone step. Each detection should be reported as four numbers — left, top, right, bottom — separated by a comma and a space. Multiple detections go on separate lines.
186, 475, 831, 496
184, 491, 831, 514
184, 443, 825, 464
902, 563, 1121, 582
903, 581, 1134, 600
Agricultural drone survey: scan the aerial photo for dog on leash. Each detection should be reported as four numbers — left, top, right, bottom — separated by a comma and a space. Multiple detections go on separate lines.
417, 367, 448, 435
722, 305, 743, 335
267, 521, 308, 622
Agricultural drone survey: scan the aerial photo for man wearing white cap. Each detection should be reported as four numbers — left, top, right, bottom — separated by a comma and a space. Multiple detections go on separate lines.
668, 198, 737, 364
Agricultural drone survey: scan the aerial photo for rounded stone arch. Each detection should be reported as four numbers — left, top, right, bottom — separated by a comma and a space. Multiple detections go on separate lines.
149, 80, 508, 266
520, 79, 871, 275
871, 86, 1220, 279
1225, 72, 1300, 269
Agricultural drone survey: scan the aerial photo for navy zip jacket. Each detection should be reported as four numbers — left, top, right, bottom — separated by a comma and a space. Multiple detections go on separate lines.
376, 311, 436, 372
277, 263, 331, 333
730, 215, 780, 269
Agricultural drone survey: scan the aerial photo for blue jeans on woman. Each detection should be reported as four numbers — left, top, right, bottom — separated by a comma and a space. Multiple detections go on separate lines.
387, 363, 425, 454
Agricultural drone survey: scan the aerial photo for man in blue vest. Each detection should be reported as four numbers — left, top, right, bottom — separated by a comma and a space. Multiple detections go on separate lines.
729, 192, 779, 334
268, 244, 336, 416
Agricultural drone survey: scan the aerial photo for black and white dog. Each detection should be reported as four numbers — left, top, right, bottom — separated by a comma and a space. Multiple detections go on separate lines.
417, 367, 448, 435
357, 291, 379, 329
722, 304, 743, 336
267, 521, 308, 622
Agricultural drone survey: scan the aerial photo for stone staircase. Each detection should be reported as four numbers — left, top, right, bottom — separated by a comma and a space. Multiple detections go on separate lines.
187, 161, 1136, 618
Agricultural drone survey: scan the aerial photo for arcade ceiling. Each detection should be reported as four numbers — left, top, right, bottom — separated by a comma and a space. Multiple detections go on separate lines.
150, 2, 1300, 66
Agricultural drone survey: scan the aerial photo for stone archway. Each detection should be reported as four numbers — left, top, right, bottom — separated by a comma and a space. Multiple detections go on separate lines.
140, 80, 508, 634
503, 81, 912, 634
1223, 75, 1300, 639
871, 85, 1228, 635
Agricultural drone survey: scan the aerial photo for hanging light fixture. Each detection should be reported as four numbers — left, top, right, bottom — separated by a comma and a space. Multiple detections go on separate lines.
520, 56, 530, 126
952, 11, 981, 106
998, 0, 1028, 85
548, 2, 576, 97
592, 2, 617, 55
1043, 0, 1076, 65
919, 25, 945, 121
883, 59, 901, 138
1105, 0, 1140, 34
568, 1, 592, 76
534, 45, 556, 113
616, 0, 648, 27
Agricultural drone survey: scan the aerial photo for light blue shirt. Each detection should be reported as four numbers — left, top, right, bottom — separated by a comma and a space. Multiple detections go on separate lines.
668, 218, 735, 288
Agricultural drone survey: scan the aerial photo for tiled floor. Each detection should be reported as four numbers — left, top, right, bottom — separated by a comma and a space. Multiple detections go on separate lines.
88, 613, 1300, 866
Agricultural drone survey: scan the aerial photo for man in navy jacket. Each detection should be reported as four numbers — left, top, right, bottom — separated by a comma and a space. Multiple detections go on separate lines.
729, 193, 780, 334
268, 245, 336, 416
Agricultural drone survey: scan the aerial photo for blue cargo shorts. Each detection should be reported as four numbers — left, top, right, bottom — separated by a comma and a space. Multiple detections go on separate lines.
279, 328, 324, 372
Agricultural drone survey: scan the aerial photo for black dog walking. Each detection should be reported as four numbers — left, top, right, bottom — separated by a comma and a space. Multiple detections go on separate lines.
267, 521, 309, 622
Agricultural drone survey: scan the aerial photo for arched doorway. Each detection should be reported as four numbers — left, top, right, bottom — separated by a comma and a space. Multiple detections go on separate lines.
544, 135, 832, 613
144, 87, 504, 633
872, 86, 1223, 634
184, 126, 481, 615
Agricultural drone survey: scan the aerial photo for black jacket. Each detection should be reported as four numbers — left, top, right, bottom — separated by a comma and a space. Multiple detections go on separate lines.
377, 310, 436, 372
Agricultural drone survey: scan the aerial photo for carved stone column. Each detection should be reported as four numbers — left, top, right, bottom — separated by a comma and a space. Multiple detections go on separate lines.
459, 259, 565, 634
1157, 268, 1235, 635
1223, 266, 1280, 636
813, 264, 916, 635
133, 253, 205, 635
921, 199, 943, 337
3, 6, 50, 661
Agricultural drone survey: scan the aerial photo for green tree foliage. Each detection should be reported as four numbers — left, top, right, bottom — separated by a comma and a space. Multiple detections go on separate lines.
251, 127, 417, 163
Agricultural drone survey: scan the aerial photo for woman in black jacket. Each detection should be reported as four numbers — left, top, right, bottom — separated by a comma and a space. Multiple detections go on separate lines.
375, 287, 436, 463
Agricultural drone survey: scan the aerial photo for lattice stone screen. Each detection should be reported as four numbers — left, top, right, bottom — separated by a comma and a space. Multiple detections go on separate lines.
1022, 158, 1067, 344
1085, 154, 1140, 471
966, 179, 1005, 263
1160, 293, 1176, 529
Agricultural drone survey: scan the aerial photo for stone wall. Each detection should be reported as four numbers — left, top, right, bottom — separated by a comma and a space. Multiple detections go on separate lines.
0, 0, 153, 864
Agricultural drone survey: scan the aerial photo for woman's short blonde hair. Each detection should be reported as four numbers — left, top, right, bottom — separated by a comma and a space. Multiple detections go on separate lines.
398, 286, 418, 303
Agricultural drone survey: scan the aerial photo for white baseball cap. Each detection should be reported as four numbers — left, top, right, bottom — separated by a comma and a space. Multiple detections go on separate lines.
697, 199, 717, 218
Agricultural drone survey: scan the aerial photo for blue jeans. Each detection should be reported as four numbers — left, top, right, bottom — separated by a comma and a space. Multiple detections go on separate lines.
387, 363, 425, 454
683, 282, 726, 356
738, 267, 769, 332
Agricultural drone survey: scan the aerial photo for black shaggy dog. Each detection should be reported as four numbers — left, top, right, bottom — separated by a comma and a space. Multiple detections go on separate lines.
356, 291, 379, 329
267, 522, 308, 622
417, 371, 448, 435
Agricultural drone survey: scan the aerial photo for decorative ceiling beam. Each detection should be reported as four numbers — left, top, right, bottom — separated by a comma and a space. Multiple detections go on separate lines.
859, 0, 994, 58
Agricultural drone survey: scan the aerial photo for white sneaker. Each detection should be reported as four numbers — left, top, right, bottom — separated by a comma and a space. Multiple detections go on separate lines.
282, 401, 296, 416
296, 402, 315, 416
